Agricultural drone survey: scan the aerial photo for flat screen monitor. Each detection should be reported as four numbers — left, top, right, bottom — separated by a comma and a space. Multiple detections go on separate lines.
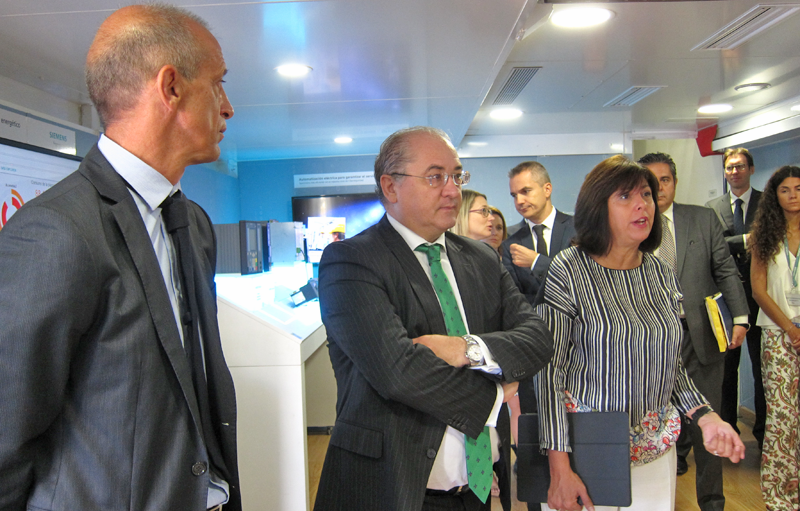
292, 193, 384, 263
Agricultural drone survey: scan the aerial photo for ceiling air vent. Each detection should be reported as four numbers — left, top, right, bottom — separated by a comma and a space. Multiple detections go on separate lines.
492, 67, 541, 105
603, 86, 665, 107
692, 3, 800, 51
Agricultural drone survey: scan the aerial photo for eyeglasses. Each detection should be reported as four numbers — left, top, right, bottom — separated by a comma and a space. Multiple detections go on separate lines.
390, 171, 471, 188
725, 163, 748, 173
469, 206, 493, 218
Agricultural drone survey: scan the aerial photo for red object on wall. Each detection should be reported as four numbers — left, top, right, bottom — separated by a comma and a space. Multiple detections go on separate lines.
696, 125, 723, 157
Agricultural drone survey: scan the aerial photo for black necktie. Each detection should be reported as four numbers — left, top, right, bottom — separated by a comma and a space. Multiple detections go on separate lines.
532, 224, 548, 257
160, 191, 225, 473
733, 198, 745, 236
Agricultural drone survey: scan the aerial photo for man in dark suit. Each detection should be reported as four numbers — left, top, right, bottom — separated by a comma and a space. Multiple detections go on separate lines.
501, 161, 576, 305
0, 5, 239, 510
705, 147, 765, 450
640, 152, 748, 511
314, 127, 554, 511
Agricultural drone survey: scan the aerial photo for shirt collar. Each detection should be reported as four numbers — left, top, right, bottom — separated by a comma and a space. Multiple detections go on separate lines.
386, 213, 448, 253
730, 186, 752, 205
97, 134, 180, 210
661, 202, 675, 223
525, 205, 557, 231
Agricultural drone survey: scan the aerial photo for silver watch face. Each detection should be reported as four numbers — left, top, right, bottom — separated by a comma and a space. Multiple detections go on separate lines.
466, 344, 482, 363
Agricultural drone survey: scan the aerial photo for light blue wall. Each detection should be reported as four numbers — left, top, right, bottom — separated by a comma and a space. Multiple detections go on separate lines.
238, 155, 377, 222
181, 164, 241, 225
236, 152, 619, 226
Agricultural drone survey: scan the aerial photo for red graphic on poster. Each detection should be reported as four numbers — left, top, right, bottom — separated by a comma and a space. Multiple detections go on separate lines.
0, 189, 24, 230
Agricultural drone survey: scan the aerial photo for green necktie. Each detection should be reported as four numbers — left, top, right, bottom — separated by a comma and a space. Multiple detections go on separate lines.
415, 243, 493, 503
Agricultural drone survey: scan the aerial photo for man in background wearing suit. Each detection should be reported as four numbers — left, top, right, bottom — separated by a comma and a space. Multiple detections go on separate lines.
705, 147, 765, 450
640, 152, 748, 511
314, 127, 554, 511
500, 162, 575, 443
501, 161, 576, 305
0, 5, 239, 510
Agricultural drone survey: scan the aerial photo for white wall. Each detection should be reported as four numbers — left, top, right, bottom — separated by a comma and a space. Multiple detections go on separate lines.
0, 75, 85, 127
633, 138, 724, 206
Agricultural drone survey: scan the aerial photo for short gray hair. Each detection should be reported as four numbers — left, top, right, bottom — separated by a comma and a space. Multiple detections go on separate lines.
508, 161, 550, 185
373, 126, 452, 203
638, 152, 677, 179
86, 3, 210, 127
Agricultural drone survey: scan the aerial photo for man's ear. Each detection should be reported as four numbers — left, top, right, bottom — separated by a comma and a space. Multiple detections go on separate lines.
155, 65, 181, 111
543, 182, 552, 199
380, 174, 399, 204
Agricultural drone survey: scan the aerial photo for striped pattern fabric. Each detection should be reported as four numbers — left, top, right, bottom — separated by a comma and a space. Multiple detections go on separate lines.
534, 247, 707, 452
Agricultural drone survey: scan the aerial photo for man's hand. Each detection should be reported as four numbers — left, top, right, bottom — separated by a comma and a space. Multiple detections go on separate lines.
547, 450, 595, 511
697, 411, 746, 463
509, 243, 538, 269
413, 335, 468, 367
727, 325, 747, 350
501, 381, 519, 403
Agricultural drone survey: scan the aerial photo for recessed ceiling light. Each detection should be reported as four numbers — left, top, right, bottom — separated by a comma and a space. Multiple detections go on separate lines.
467, 141, 488, 146
334, 136, 352, 144
734, 83, 771, 92
276, 63, 312, 77
551, 7, 614, 28
490, 108, 523, 120
698, 103, 732, 114
792, 104, 800, 112
610, 143, 624, 152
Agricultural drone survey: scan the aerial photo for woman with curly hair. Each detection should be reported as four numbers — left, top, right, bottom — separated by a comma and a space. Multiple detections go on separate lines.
749, 165, 800, 511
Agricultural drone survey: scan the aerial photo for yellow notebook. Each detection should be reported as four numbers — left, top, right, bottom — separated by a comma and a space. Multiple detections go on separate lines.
705, 292, 732, 352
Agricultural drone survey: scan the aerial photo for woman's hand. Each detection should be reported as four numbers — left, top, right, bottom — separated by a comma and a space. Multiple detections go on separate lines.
546, 450, 594, 511
697, 412, 746, 463
786, 324, 800, 349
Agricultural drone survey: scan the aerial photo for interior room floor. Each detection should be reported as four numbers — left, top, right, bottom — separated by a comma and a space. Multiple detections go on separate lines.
307, 418, 764, 510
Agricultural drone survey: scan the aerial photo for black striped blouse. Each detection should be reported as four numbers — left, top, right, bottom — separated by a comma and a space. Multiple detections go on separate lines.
534, 246, 707, 452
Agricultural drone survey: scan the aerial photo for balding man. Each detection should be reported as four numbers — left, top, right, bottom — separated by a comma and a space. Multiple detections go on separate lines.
0, 5, 239, 510
314, 127, 553, 511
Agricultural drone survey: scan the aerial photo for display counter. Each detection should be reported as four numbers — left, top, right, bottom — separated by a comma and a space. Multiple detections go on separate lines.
216, 264, 330, 511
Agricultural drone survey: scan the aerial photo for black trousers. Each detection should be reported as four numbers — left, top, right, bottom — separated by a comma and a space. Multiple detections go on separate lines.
423, 489, 490, 511
677, 321, 725, 511
719, 287, 766, 449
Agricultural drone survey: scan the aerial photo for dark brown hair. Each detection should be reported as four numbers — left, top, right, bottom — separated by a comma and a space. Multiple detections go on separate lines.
574, 155, 662, 256
750, 165, 800, 263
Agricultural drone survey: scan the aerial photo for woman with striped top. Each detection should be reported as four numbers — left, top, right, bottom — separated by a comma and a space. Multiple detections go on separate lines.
534, 155, 745, 511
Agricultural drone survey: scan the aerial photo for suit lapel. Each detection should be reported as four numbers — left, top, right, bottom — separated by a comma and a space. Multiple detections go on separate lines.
447, 235, 481, 328
514, 220, 534, 249
745, 190, 761, 229
549, 211, 567, 254
718, 193, 735, 232
79, 147, 203, 430
377, 217, 447, 334
673, 203, 690, 278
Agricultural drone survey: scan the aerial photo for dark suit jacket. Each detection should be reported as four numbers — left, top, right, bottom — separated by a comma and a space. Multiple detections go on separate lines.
0, 146, 240, 510
672, 203, 749, 366
705, 190, 762, 283
500, 210, 576, 304
314, 215, 554, 511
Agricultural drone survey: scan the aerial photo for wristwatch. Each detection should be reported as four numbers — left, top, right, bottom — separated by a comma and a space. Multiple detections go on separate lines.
463, 334, 484, 367
687, 404, 713, 424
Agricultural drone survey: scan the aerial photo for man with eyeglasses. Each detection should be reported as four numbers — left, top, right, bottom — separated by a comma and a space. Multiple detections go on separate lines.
705, 147, 765, 451
501, 162, 576, 306
313, 126, 554, 511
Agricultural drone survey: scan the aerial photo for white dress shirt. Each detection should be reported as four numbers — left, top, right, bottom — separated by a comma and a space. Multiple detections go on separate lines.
526, 205, 557, 268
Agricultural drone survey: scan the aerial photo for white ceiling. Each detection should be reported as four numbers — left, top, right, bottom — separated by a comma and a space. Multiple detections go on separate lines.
2, 0, 800, 162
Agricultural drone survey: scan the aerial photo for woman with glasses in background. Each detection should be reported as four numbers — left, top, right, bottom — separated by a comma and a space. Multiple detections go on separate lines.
451, 189, 496, 241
